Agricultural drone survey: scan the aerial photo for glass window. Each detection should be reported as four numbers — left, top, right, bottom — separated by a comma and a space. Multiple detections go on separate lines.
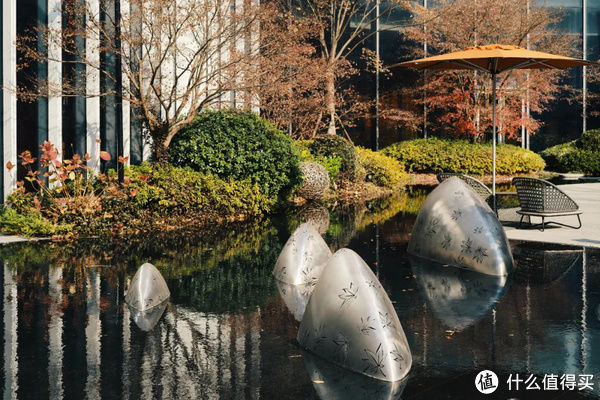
549, 7, 583, 33
587, 8, 600, 34
537, 0, 581, 7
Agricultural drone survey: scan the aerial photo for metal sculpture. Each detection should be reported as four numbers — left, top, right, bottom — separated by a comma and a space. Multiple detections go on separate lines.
275, 280, 314, 321
298, 248, 412, 382
128, 300, 169, 332
273, 223, 332, 286
408, 177, 513, 276
125, 263, 171, 311
303, 351, 406, 400
410, 255, 508, 331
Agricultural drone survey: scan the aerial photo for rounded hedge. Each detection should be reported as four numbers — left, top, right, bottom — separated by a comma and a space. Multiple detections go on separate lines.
169, 110, 302, 200
541, 138, 600, 175
309, 135, 359, 181
355, 147, 407, 188
382, 138, 545, 175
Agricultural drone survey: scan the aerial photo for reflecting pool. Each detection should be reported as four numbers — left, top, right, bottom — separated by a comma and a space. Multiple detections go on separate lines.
1, 189, 599, 399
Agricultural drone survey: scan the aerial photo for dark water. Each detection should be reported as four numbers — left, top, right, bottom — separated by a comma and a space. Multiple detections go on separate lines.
1, 188, 600, 400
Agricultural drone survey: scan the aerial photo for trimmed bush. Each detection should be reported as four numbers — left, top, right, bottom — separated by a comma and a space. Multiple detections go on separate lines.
125, 163, 275, 218
578, 129, 600, 151
356, 147, 407, 188
169, 110, 302, 200
309, 135, 359, 181
541, 139, 600, 175
382, 138, 545, 175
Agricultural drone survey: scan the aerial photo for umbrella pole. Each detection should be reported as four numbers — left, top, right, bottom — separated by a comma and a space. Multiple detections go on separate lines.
492, 73, 497, 213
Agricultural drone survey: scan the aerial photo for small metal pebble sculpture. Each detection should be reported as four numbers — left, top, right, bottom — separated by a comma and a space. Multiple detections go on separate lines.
408, 177, 513, 276
410, 255, 508, 331
296, 161, 330, 201
125, 263, 170, 312
298, 248, 412, 382
273, 223, 332, 286
303, 350, 406, 400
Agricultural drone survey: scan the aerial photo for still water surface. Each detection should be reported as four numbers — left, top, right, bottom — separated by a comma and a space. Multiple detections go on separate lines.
1, 188, 599, 399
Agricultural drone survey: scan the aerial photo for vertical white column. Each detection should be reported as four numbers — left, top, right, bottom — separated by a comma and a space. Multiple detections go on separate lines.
3, 263, 18, 400
121, 0, 131, 165
249, 310, 261, 399
583, 0, 588, 133
3, 0, 17, 201
87, 0, 101, 172
48, 267, 64, 399
85, 269, 101, 400
48, 0, 62, 157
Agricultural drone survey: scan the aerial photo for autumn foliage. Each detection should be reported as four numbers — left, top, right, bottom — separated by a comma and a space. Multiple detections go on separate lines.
390, 0, 577, 140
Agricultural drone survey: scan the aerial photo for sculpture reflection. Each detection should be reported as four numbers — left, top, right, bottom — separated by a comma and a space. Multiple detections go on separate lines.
303, 351, 407, 400
125, 263, 171, 311
410, 255, 509, 331
128, 299, 169, 331
298, 249, 412, 382
408, 177, 513, 276
273, 223, 332, 286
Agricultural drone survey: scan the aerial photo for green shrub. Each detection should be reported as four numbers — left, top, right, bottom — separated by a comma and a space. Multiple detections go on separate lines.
541, 139, 600, 175
309, 135, 359, 181
126, 163, 275, 218
356, 147, 407, 188
169, 110, 301, 200
0, 207, 67, 236
382, 138, 545, 175
578, 129, 600, 151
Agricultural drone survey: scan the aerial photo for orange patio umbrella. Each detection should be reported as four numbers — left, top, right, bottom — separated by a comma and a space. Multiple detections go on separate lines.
392, 44, 594, 208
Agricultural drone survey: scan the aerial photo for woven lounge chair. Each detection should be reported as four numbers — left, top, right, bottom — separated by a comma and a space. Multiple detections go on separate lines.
436, 173, 493, 207
512, 177, 582, 231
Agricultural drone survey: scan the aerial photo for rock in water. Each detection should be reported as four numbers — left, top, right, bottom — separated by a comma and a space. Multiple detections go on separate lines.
408, 177, 513, 276
302, 350, 406, 400
298, 249, 412, 382
273, 223, 332, 286
410, 255, 508, 331
125, 263, 170, 311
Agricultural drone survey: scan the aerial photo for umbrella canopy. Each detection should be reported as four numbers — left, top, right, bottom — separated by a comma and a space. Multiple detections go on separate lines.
392, 44, 592, 72
393, 44, 594, 209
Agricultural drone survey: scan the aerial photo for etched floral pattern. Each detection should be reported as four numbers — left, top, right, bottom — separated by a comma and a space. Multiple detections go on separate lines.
472, 247, 488, 263
362, 343, 386, 377
441, 234, 452, 250
359, 316, 376, 336
460, 237, 473, 254
451, 209, 463, 221
379, 311, 393, 329
338, 282, 359, 309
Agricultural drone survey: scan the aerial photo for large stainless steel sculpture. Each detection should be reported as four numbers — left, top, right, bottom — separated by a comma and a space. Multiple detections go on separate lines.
275, 280, 314, 321
303, 351, 406, 400
273, 223, 332, 286
298, 249, 412, 382
125, 263, 171, 311
408, 177, 513, 276
410, 255, 508, 331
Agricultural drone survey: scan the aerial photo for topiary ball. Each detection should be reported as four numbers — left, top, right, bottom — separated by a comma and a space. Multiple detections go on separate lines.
309, 134, 359, 181
296, 161, 330, 201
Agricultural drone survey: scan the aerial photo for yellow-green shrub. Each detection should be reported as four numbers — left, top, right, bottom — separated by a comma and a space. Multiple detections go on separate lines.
382, 138, 545, 175
356, 147, 407, 188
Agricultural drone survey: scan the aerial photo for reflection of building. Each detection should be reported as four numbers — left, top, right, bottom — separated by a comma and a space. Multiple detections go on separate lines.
0, 264, 263, 399
351, 1, 600, 152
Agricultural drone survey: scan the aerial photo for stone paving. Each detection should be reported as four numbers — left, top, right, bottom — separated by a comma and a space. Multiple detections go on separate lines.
503, 183, 600, 249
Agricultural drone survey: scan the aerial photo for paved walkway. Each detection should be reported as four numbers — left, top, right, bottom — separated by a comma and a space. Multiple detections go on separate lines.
503, 183, 600, 248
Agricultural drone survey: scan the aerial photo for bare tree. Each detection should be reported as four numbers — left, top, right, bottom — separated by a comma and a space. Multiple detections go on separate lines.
18, 0, 285, 162
289, 0, 407, 135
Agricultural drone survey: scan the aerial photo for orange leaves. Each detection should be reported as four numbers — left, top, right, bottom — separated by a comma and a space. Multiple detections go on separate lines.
6, 161, 15, 171
99, 151, 111, 161
118, 155, 129, 164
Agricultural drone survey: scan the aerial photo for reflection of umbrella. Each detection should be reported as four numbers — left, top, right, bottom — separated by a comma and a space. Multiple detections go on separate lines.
410, 255, 509, 331
394, 44, 593, 207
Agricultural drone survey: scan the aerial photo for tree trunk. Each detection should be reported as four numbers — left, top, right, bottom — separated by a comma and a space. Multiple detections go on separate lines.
151, 126, 171, 164
325, 68, 336, 135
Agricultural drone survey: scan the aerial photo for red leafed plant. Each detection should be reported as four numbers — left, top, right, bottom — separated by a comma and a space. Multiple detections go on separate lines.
5, 142, 130, 234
